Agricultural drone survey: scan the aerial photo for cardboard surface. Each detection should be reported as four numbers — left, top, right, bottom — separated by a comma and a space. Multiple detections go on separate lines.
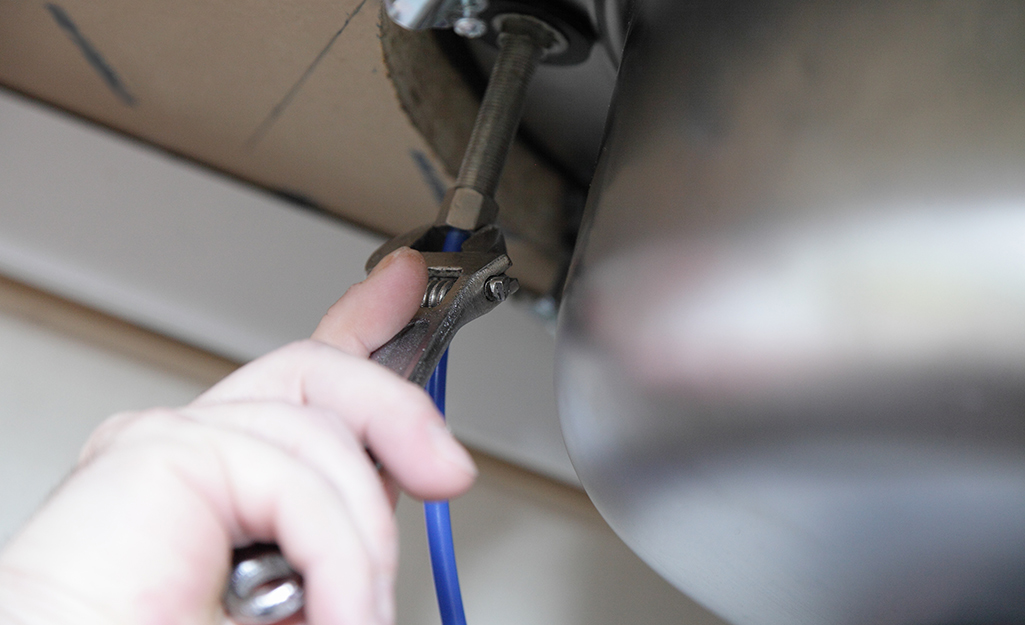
0, 0, 563, 291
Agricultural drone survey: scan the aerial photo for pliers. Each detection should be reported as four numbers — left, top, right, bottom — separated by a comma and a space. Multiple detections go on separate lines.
366, 221, 518, 386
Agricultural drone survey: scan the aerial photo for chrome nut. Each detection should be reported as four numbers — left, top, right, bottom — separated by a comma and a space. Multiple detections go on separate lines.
454, 16, 487, 38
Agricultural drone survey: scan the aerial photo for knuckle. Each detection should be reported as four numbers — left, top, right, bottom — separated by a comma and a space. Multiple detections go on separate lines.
271, 339, 354, 371
130, 407, 187, 427
277, 338, 328, 359
394, 382, 439, 418
80, 407, 169, 452
79, 408, 187, 464
79, 410, 141, 463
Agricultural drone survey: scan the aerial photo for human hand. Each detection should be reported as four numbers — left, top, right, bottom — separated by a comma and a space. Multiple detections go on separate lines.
0, 247, 477, 625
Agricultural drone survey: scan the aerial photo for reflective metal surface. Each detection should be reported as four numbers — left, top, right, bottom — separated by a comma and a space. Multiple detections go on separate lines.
224, 545, 304, 625
557, 2, 1025, 624
384, 0, 479, 31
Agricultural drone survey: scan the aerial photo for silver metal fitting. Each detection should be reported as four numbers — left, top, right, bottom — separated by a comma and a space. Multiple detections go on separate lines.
454, 0, 488, 38
454, 16, 487, 37
484, 275, 518, 302
383, 0, 488, 34
224, 547, 304, 625
491, 13, 565, 58
437, 186, 500, 231
384, 0, 454, 30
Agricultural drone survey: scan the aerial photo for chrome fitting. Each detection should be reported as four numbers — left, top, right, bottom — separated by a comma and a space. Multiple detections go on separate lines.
454, 0, 488, 38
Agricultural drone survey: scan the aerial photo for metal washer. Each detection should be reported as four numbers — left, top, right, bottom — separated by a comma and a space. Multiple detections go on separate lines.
476, 0, 596, 65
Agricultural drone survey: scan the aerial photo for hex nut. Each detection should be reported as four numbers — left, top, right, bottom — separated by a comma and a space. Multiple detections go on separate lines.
454, 16, 487, 38
438, 186, 499, 231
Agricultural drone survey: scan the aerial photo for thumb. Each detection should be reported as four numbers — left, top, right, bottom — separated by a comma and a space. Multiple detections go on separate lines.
312, 247, 427, 358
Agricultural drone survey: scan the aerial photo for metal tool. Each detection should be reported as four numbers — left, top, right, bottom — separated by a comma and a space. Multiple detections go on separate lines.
223, 13, 559, 624
366, 224, 517, 384
223, 544, 304, 625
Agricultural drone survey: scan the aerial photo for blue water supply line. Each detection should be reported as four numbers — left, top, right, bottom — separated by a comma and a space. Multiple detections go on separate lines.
423, 226, 471, 625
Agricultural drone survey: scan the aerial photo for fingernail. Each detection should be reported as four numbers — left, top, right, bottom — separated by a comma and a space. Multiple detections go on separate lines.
429, 421, 478, 477
376, 573, 395, 625
369, 247, 411, 278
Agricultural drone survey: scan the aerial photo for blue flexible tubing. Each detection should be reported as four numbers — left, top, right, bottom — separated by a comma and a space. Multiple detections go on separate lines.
424, 227, 470, 625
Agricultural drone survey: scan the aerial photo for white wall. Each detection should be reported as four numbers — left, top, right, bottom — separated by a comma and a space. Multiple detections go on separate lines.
0, 312, 206, 543
0, 88, 574, 484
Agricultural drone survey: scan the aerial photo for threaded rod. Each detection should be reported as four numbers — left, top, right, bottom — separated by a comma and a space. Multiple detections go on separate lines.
455, 17, 553, 198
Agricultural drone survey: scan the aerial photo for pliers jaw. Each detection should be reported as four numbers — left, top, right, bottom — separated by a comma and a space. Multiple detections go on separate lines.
365, 221, 503, 272
366, 223, 519, 387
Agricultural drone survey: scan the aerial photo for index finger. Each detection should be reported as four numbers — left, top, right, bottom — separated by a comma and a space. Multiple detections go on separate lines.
193, 340, 476, 499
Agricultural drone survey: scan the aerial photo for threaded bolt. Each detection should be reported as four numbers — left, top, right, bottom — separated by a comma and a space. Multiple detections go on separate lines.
454, 15, 557, 199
